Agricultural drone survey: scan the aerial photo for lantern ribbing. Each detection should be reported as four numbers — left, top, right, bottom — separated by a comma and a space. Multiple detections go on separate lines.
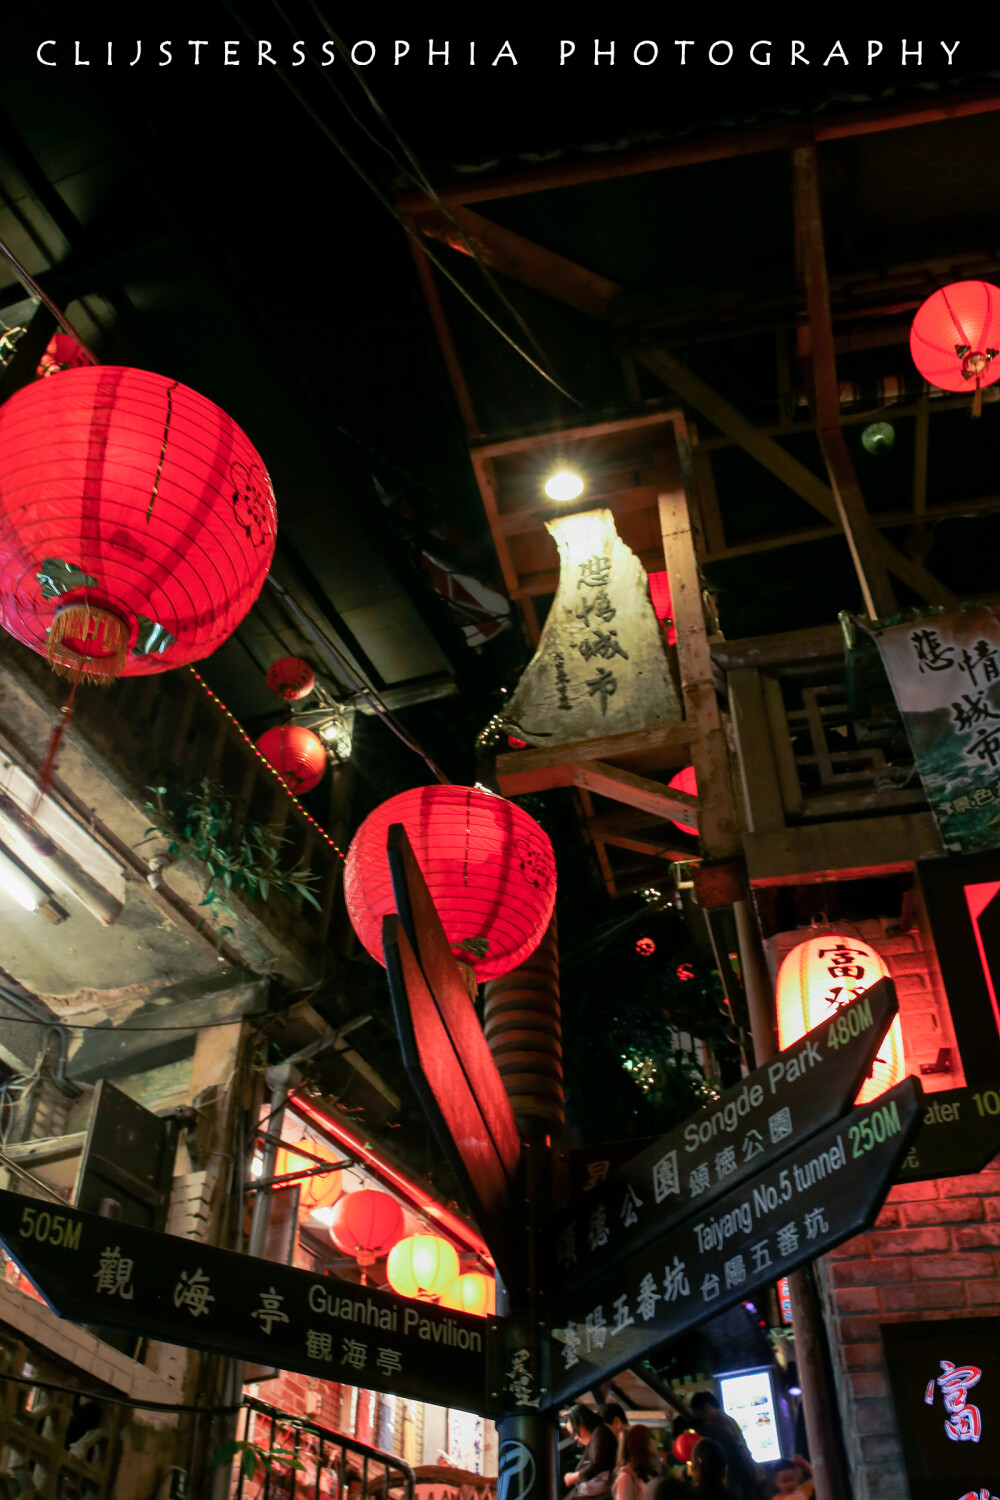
483, 914, 563, 1134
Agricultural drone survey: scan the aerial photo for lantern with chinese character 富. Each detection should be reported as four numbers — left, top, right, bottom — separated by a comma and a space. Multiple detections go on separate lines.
328, 1189, 404, 1277
386, 1234, 460, 1301
910, 281, 1000, 416
438, 1271, 496, 1317
266, 656, 316, 701
274, 1137, 343, 1214
256, 724, 327, 794
776, 933, 905, 1104
343, 784, 556, 983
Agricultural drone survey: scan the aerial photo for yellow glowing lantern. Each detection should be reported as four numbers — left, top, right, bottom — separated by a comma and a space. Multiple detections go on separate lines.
438, 1272, 497, 1317
385, 1234, 460, 1301
274, 1138, 343, 1214
776, 933, 905, 1104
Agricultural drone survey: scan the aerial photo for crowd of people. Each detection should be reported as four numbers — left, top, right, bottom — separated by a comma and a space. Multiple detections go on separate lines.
561, 1397, 813, 1500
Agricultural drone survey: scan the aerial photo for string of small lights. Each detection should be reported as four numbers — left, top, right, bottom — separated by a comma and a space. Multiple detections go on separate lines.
187, 666, 345, 860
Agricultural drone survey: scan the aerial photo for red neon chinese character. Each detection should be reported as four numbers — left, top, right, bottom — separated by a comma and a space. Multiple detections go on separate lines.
926, 1361, 983, 1444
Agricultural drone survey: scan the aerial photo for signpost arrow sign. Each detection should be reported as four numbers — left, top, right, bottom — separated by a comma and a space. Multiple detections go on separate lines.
548, 1075, 923, 1407
896, 1080, 1000, 1182
383, 824, 521, 1284
0, 1190, 498, 1415
555, 980, 900, 1294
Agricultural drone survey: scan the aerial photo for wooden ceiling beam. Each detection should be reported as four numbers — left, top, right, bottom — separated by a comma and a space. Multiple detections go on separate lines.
571, 761, 699, 826
793, 142, 897, 621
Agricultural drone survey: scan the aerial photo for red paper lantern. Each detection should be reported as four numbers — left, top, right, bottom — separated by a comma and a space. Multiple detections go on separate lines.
386, 1234, 460, 1301
266, 656, 316, 700
36, 333, 90, 379
636, 936, 656, 957
676, 963, 695, 981
328, 1189, 404, 1270
647, 569, 678, 645
672, 1430, 700, 1464
343, 785, 556, 982
438, 1271, 496, 1317
256, 724, 327, 794
507, 735, 527, 750
776, 933, 905, 1104
274, 1137, 343, 1214
0, 366, 276, 682
668, 766, 698, 837
911, 282, 1000, 408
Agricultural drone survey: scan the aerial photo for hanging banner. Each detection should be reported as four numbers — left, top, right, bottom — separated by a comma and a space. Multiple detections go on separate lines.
500, 508, 681, 746
874, 608, 1000, 853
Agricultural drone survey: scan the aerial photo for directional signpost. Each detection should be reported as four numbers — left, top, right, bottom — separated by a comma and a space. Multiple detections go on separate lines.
896, 1080, 1000, 1182
549, 1077, 923, 1404
0, 1190, 492, 1414
553, 982, 899, 1289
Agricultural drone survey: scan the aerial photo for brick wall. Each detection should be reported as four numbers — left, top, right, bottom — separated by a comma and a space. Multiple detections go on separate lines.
817, 1155, 1000, 1500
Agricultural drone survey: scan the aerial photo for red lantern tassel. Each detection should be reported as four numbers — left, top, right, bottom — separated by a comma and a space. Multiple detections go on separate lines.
973, 379, 983, 418
34, 679, 81, 807
46, 603, 129, 684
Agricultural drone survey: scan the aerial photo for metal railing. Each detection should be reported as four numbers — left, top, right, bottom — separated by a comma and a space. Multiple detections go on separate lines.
234, 1396, 415, 1500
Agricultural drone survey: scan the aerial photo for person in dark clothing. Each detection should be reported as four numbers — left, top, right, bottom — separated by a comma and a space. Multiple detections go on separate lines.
690, 1439, 736, 1500
565, 1406, 618, 1499
688, 1395, 763, 1500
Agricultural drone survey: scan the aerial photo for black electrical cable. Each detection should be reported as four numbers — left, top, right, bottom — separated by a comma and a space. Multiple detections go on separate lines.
0, 233, 99, 364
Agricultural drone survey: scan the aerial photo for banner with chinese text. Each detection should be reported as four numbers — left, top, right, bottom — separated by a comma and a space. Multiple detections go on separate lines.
875, 608, 1000, 853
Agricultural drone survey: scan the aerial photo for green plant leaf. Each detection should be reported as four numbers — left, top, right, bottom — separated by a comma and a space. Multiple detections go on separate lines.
242, 1448, 257, 1481
209, 1440, 244, 1468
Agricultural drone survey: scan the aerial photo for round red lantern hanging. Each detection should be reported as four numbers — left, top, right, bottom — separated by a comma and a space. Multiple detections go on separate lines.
36, 333, 90, 379
672, 1431, 700, 1464
343, 784, 556, 983
0, 366, 276, 684
636, 936, 656, 957
438, 1271, 496, 1317
328, 1189, 404, 1270
266, 656, 316, 701
776, 932, 905, 1104
274, 1137, 343, 1214
386, 1234, 460, 1301
668, 766, 698, 837
911, 281, 1000, 415
256, 725, 327, 794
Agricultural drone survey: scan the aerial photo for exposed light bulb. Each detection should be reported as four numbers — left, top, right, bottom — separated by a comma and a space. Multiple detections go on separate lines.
0, 849, 42, 912
544, 471, 584, 502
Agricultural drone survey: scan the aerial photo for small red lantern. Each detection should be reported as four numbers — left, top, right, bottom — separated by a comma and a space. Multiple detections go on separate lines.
507, 735, 527, 750
776, 933, 905, 1104
438, 1271, 496, 1317
266, 656, 316, 700
386, 1234, 460, 1301
636, 936, 656, 957
647, 570, 678, 645
911, 281, 1000, 415
668, 766, 698, 837
328, 1189, 404, 1271
36, 333, 90, 379
0, 366, 275, 684
275, 1137, 343, 1214
672, 1430, 700, 1464
343, 785, 556, 982
256, 725, 327, 794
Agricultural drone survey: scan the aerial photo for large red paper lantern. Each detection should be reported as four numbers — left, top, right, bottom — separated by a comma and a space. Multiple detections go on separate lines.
438, 1271, 496, 1317
256, 724, 327, 794
275, 1137, 343, 1214
776, 933, 905, 1104
344, 785, 556, 982
672, 1431, 700, 1464
0, 366, 276, 682
911, 281, 1000, 410
386, 1234, 460, 1301
266, 656, 316, 700
647, 569, 678, 645
668, 765, 698, 838
328, 1189, 404, 1270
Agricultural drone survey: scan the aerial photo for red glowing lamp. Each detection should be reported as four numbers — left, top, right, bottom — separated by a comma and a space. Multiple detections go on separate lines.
256, 724, 327, 794
266, 656, 316, 700
911, 281, 1000, 413
672, 1431, 700, 1464
0, 366, 276, 684
776, 933, 905, 1103
636, 936, 656, 957
668, 765, 698, 837
328, 1189, 404, 1270
344, 784, 556, 982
